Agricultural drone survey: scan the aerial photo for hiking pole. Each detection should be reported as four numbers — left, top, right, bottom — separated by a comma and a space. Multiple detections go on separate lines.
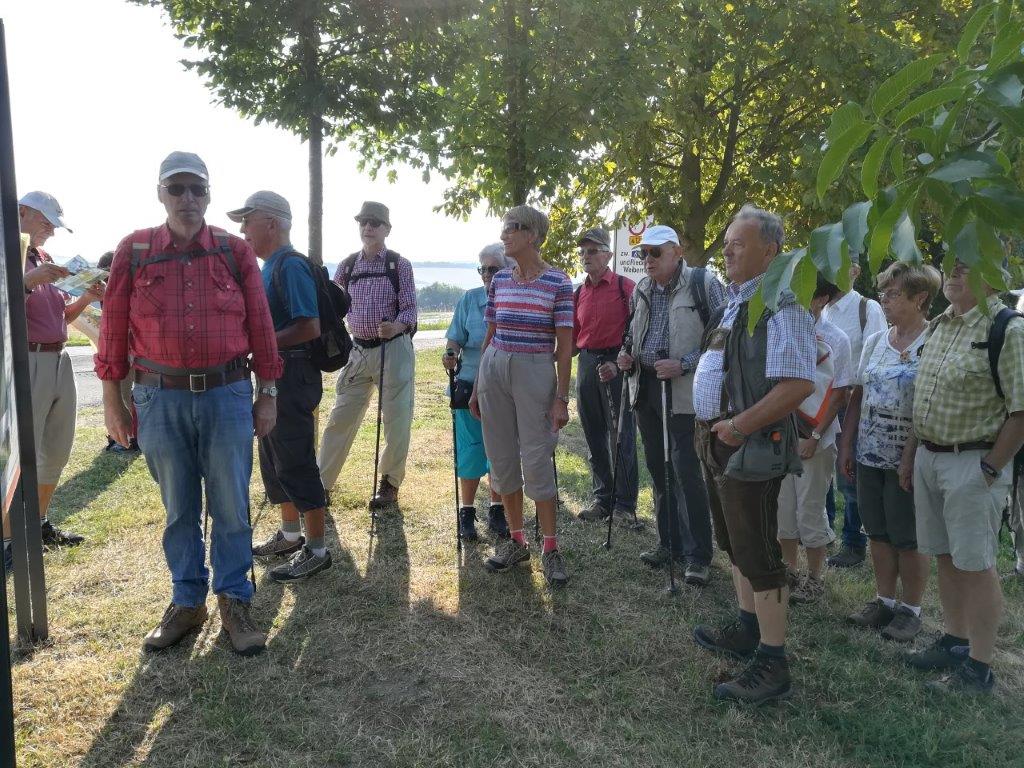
446, 350, 462, 552
369, 331, 389, 529
603, 368, 629, 550
658, 349, 678, 595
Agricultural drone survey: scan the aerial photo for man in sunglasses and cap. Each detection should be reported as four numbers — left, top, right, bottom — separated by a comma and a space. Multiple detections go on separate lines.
319, 201, 417, 509
96, 151, 282, 656
614, 225, 724, 585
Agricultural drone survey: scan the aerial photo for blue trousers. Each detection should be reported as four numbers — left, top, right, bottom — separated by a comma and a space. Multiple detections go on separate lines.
826, 407, 867, 549
134, 380, 256, 606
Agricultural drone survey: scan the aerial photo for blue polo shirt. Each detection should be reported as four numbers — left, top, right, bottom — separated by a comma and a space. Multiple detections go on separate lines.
445, 286, 488, 382
261, 246, 319, 332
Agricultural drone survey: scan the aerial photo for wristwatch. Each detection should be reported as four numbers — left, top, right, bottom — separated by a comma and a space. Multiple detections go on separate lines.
258, 385, 278, 397
810, 430, 822, 441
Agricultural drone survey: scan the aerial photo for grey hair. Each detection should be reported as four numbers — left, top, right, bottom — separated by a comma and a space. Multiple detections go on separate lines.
275, 215, 292, 233
732, 204, 784, 251
503, 205, 550, 247
478, 242, 512, 268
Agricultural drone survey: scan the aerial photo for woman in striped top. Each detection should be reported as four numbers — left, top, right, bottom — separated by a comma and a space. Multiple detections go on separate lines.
469, 205, 574, 587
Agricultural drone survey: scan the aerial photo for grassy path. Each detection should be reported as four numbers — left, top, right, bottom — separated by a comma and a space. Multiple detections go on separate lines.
9, 349, 1024, 767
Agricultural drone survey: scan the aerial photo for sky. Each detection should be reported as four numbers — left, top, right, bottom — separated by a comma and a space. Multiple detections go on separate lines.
3, 0, 501, 266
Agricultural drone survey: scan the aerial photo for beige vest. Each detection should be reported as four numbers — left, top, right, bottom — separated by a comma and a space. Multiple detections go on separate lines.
627, 266, 707, 415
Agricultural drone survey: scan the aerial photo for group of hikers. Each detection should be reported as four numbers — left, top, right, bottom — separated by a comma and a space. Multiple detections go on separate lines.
7, 149, 1024, 705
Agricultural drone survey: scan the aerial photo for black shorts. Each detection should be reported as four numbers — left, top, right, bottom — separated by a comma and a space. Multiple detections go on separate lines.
857, 462, 917, 550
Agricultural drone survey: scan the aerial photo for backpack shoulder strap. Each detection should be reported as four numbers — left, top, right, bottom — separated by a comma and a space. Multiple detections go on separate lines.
984, 307, 1024, 400
859, 295, 868, 333
129, 228, 156, 281
271, 250, 307, 318
339, 253, 358, 288
210, 231, 242, 286
689, 266, 709, 326
385, 250, 402, 295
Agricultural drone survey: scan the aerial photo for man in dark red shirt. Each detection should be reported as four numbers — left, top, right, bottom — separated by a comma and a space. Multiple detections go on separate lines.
96, 151, 282, 656
572, 227, 639, 523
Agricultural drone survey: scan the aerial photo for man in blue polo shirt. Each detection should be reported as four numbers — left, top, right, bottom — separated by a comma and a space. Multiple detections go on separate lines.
229, 191, 331, 581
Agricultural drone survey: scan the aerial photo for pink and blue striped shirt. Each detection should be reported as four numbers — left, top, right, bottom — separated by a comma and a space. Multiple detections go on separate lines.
485, 267, 574, 354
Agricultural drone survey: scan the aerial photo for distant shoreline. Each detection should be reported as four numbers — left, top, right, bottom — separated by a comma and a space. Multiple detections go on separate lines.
410, 261, 476, 269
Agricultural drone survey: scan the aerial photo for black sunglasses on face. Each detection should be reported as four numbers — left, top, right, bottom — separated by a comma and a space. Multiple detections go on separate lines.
640, 246, 665, 260
579, 246, 605, 257
501, 222, 529, 235
161, 183, 209, 197
359, 218, 386, 229
477, 265, 502, 275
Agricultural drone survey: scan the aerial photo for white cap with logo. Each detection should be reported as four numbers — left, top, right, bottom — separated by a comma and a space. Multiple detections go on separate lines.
19, 191, 72, 232
639, 225, 679, 246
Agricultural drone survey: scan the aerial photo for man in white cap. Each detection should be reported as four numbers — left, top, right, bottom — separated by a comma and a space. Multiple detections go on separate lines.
96, 152, 282, 656
613, 224, 724, 586
3, 192, 99, 573
227, 191, 332, 582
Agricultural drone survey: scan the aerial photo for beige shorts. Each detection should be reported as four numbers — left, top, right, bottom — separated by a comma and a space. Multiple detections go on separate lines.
913, 447, 1011, 571
29, 350, 78, 485
777, 444, 837, 548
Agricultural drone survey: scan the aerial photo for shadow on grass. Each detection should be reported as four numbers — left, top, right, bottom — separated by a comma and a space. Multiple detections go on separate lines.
49, 449, 141, 527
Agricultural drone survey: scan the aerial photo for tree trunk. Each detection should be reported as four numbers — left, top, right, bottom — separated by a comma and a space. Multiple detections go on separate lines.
308, 110, 324, 265
503, 0, 530, 206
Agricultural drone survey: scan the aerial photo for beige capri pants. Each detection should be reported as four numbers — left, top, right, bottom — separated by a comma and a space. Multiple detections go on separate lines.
29, 350, 77, 485
477, 346, 557, 501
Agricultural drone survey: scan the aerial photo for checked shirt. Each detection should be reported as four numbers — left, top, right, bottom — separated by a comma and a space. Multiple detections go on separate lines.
333, 246, 417, 341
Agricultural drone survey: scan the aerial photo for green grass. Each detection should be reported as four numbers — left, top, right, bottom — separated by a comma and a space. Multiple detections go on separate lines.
65, 327, 92, 347
8, 348, 1024, 767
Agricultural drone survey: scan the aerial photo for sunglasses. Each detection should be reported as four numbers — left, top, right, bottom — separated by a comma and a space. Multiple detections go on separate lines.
359, 218, 386, 229
877, 289, 905, 300
579, 246, 606, 257
639, 246, 666, 260
477, 265, 502, 275
501, 222, 529, 235
161, 183, 209, 197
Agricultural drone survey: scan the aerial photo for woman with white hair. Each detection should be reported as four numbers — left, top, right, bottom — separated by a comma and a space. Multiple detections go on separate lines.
469, 205, 575, 587
443, 244, 512, 541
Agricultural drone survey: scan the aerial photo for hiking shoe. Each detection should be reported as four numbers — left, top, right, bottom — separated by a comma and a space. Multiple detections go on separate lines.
369, 476, 399, 510
143, 602, 208, 652
252, 530, 304, 560
684, 563, 710, 587
640, 546, 673, 568
693, 620, 758, 660
542, 549, 569, 587
906, 638, 969, 671
881, 606, 923, 642
217, 595, 266, 656
827, 545, 865, 568
487, 504, 510, 538
786, 567, 802, 590
714, 652, 792, 705
269, 546, 332, 582
926, 664, 995, 696
40, 519, 84, 548
790, 573, 824, 605
847, 598, 896, 629
485, 539, 530, 572
577, 501, 610, 522
458, 507, 479, 542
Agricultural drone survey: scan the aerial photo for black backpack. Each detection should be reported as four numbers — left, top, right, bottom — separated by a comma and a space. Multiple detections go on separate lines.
338, 249, 417, 337
272, 251, 352, 372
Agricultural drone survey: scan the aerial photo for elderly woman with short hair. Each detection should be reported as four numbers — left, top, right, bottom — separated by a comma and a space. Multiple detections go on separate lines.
839, 261, 941, 641
469, 205, 574, 587
443, 243, 512, 541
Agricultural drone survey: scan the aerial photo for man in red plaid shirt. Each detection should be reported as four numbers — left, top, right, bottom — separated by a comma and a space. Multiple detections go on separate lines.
319, 201, 417, 508
96, 151, 282, 657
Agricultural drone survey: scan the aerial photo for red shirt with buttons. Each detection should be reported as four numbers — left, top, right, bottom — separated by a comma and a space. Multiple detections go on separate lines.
95, 223, 283, 382
573, 268, 635, 350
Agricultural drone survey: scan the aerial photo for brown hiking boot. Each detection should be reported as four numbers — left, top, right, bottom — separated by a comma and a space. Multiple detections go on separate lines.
847, 598, 896, 629
577, 501, 610, 522
693, 620, 758, 660
369, 476, 399, 510
714, 652, 793, 705
881, 606, 923, 642
143, 602, 208, 652
217, 595, 266, 656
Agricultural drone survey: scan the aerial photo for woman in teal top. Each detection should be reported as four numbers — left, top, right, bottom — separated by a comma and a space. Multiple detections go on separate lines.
443, 243, 510, 541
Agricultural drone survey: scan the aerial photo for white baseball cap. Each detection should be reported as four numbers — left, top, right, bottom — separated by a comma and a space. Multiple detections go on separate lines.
159, 151, 209, 181
639, 224, 679, 246
227, 191, 292, 222
19, 191, 72, 232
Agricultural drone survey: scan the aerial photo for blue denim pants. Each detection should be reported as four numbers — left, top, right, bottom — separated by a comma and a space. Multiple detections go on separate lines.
826, 407, 867, 549
134, 379, 256, 606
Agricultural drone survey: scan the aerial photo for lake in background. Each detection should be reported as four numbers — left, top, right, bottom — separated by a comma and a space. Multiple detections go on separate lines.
324, 261, 482, 290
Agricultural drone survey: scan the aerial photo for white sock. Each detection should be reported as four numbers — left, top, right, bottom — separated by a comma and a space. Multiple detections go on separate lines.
877, 595, 896, 609
281, 530, 301, 543
311, 546, 327, 557
899, 602, 922, 616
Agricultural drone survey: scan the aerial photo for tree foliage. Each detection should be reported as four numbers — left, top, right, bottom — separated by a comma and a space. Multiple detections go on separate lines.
417, 281, 466, 310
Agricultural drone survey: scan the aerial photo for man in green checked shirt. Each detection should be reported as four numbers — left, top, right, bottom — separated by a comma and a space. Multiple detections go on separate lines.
900, 259, 1024, 696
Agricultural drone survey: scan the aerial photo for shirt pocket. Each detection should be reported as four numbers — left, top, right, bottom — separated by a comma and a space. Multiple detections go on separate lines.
133, 275, 165, 317
213, 277, 245, 317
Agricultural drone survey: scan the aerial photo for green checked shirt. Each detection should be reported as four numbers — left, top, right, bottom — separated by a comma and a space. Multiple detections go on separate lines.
913, 295, 1024, 445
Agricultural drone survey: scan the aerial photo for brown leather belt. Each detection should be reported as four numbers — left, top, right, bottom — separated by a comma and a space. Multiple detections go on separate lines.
921, 440, 995, 453
28, 342, 64, 353
133, 366, 249, 393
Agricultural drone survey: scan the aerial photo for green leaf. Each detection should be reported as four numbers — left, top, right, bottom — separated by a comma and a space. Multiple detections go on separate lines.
934, 96, 966, 155
808, 223, 845, 282
760, 248, 807, 315
747, 285, 767, 335
927, 151, 1004, 183
974, 186, 1024, 231
842, 201, 872, 256
982, 64, 1024, 107
868, 183, 921, 273
952, 220, 982, 267
861, 132, 892, 199
817, 120, 874, 201
889, 139, 905, 179
870, 54, 945, 119
891, 212, 922, 264
825, 102, 864, 142
989, 20, 1024, 70
892, 86, 965, 127
946, 199, 974, 243
837, 242, 853, 292
957, 3, 996, 63
792, 253, 819, 308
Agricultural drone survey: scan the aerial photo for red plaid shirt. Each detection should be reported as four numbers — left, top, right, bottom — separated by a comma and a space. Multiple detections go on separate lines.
95, 223, 283, 381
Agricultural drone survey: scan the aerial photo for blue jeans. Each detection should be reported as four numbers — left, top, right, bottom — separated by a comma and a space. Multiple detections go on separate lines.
134, 380, 256, 606
830, 407, 866, 549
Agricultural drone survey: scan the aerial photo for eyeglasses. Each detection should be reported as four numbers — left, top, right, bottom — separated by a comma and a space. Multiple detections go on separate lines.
359, 218, 386, 229
161, 183, 209, 197
877, 289, 904, 300
501, 222, 529, 235
579, 246, 606, 257
477, 265, 502, 275
639, 246, 666, 260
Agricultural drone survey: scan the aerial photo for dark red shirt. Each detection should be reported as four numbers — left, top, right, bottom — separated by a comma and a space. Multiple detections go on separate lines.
95, 223, 283, 381
573, 269, 635, 350
25, 246, 69, 344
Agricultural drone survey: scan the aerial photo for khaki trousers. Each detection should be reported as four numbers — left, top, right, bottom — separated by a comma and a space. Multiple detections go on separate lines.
29, 350, 77, 485
318, 334, 415, 490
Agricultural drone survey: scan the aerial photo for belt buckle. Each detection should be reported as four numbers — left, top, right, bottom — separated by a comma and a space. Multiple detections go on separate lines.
189, 373, 207, 393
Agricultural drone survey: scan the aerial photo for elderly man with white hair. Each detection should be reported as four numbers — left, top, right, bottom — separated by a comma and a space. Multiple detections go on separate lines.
229, 191, 332, 582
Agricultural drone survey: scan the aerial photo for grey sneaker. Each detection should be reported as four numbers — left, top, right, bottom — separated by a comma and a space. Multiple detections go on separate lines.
906, 638, 969, 671
252, 530, 304, 560
269, 546, 332, 582
881, 606, 923, 642
485, 539, 530, 572
847, 598, 896, 629
542, 549, 569, 587
577, 501, 610, 522
926, 663, 995, 696
790, 573, 824, 605
684, 563, 710, 587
